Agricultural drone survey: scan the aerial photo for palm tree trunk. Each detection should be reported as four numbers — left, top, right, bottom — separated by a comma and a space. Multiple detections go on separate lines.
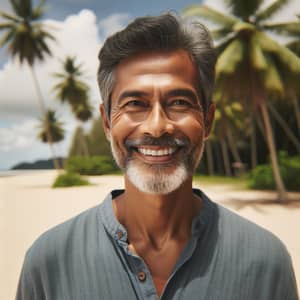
291, 93, 300, 136
268, 102, 300, 152
80, 131, 90, 157
220, 138, 232, 177
227, 129, 244, 176
250, 119, 257, 169
260, 100, 287, 202
227, 128, 242, 163
205, 139, 214, 175
29, 65, 61, 170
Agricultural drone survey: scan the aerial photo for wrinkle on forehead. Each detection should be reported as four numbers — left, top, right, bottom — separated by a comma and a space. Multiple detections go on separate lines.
111, 50, 201, 103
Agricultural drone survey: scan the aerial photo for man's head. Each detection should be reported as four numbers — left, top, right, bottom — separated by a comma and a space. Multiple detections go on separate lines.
97, 13, 216, 194
98, 13, 216, 118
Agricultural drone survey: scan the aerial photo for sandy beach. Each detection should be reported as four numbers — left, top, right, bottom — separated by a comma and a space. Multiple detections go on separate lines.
1, 170, 299, 299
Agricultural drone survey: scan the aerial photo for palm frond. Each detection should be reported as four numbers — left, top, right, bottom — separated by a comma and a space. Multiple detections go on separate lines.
11, 0, 32, 19
261, 55, 284, 96
0, 29, 16, 47
32, 0, 46, 20
249, 33, 268, 71
37, 109, 65, 143
0, 11, 20, 22
263, 21, 300, 37
256, 0, 291, 22
184, 4, 238, 27
258, 31, 300, 74
287, 40, 300, 56
0, 23, 15, 30
216, 38, 245, 76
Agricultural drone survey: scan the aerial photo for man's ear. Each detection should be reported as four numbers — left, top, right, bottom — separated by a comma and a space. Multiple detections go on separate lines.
204, 103, 215, 139
100, 104, 111, 141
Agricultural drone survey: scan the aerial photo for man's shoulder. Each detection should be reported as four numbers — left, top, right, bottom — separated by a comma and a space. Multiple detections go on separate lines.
216, 203, 290, 263
25, 203, 104, 265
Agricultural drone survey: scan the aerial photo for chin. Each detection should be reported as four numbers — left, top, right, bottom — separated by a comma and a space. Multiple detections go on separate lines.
125, 161, 189, 195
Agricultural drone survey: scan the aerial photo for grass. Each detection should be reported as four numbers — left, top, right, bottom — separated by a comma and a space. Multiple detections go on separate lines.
193, 174, 249, 189
52, 172, 90, 188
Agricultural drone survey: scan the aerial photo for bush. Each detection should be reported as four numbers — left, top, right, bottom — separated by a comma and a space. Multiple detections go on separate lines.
249, 152, 300, 191
65, 155, 117, 176
53, 172, 90, 188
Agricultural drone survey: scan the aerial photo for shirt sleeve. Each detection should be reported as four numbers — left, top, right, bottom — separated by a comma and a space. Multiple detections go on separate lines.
15, 253, 35, 300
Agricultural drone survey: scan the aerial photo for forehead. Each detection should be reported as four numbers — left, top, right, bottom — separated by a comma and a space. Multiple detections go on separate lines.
111, 50, 200, 98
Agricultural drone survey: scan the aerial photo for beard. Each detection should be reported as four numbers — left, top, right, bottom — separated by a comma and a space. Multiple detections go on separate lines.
110, 134, 204, 195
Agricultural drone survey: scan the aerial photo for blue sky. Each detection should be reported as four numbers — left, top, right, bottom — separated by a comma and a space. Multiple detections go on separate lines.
0, 0, 299, 170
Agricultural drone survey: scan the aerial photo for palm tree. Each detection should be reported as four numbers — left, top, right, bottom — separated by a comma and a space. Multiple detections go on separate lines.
264, 15, 300, 134
0, 0, 61, 168
37, 109, 65, 169
185, 0, 300, 201
53, 56, 92, 156
211, 99, 244, 176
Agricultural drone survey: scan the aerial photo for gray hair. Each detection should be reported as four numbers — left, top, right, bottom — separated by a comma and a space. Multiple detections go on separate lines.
97, 13, 216, 118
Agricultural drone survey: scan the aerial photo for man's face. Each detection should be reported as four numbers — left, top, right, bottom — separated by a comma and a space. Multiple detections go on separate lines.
101, 49, 214, 194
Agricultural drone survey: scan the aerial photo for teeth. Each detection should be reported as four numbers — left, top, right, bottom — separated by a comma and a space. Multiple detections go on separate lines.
138, 147, 176, 156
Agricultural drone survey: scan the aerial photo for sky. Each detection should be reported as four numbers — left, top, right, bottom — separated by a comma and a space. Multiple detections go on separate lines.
0, 0, 299, 170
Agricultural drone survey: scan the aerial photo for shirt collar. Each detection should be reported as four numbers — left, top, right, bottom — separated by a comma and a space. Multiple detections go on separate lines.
98, 188, 216, 242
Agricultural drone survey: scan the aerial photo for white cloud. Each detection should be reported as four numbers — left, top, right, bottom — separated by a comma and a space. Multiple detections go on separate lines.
0, 9, 101, 120
0, 120, 39, 152
98, 13, 130, 38
0, 9, 130, 169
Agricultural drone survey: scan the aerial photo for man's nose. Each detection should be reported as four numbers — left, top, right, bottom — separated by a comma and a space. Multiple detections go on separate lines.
140, 103, 175, 137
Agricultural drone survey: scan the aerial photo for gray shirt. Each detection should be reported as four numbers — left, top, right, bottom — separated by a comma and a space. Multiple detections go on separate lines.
16, 189, 299, 300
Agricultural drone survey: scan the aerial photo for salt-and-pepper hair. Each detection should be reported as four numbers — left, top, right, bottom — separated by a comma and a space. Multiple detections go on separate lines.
97, 13, 216, 118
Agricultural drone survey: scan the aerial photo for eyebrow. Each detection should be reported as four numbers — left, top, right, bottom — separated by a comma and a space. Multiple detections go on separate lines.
117, 90, 149, 104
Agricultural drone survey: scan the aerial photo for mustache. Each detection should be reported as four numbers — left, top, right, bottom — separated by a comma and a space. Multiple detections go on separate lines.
125, 134, 190, 149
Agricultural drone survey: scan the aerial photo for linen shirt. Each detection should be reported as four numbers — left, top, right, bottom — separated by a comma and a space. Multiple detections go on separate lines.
16, 189, 299, 300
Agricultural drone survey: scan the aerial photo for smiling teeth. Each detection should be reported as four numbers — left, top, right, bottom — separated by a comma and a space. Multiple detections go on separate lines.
138, 148, 176, 156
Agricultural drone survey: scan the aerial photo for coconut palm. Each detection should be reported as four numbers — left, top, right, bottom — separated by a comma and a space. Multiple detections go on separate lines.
37, 109, 65, 169
0, 0, 55, 111
264, 15, 300, 133
185, 0, 300, 201
53, 56, 92, 156
0, 0, 61, 168
210, 99, 244, 176
53, 56, 89, 107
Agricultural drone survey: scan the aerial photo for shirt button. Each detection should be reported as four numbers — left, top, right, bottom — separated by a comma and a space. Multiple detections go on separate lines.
137, 271, 146, 282
116, 230, 123, 239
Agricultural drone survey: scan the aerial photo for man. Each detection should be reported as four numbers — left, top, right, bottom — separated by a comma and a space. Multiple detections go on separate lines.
17, 14, 298, 300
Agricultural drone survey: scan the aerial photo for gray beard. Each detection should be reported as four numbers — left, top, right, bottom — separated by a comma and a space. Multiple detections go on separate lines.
110, 138, 204, 195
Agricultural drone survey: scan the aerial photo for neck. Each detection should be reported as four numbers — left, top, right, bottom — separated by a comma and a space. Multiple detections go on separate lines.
113, 176, 202, 248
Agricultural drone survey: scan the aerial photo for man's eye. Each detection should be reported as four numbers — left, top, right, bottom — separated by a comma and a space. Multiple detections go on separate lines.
170, 99, 192, 107
124, 100, 147, 107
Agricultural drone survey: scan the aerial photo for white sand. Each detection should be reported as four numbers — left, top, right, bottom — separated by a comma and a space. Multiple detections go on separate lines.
1, 170, 299, 299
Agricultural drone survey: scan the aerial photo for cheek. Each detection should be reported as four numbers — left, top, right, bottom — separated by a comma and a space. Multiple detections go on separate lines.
175, 115, 205, 143
110, 112, 139, 149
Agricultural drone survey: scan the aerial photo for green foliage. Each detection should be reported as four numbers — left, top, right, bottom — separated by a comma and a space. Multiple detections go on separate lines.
52, 172, 90, 188
65, 156, 117, 175
68, 126, 87, 157
0, 0, 55, 66
37, 109, 64, 143
249, 152, 300, 191
86, 117, 112, 156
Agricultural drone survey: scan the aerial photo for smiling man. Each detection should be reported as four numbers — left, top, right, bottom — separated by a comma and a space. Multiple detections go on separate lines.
16, 14, 298, 300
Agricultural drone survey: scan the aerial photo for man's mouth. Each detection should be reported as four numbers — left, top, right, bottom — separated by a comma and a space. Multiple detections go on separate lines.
137, 147, 177, 157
